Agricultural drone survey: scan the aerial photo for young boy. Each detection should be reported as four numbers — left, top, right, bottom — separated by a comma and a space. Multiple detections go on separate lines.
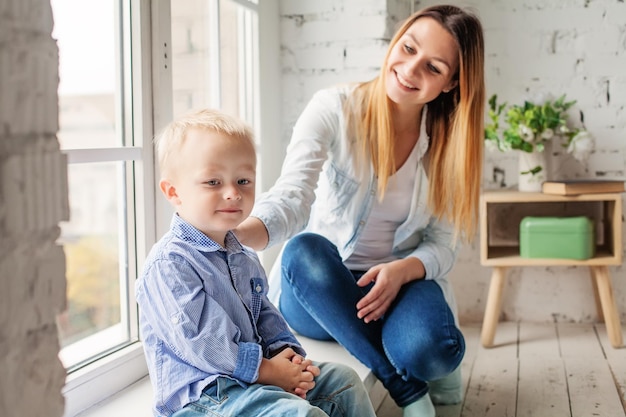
136, 108, 376, 417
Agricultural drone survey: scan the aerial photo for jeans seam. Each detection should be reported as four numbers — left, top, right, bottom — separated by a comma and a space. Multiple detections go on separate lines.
308, 383, 354, 417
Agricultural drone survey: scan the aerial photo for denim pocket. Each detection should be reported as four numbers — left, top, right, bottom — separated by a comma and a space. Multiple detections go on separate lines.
188, 379, 229, 413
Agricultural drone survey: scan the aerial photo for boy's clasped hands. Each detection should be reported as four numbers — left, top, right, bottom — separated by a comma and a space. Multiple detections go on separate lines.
257, 347, 321, 399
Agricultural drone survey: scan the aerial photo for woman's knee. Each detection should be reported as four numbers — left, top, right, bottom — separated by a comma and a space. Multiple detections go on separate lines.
382, 281, 465, 380
383, 325, 465, 381
283, 233, 333, 264
282, 233, 340, 289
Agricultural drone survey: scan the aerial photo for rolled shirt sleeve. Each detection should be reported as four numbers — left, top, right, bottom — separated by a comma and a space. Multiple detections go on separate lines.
409, 216, 458, 280
137, 257, 263, 384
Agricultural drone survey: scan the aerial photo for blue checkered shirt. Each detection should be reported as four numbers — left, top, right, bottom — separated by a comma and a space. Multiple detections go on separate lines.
136, 214, 304, 416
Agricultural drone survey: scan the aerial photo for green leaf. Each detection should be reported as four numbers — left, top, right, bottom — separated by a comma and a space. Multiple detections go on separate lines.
520, 165, 543, 175
488, 94, 497, 110
483, 92, 586, 156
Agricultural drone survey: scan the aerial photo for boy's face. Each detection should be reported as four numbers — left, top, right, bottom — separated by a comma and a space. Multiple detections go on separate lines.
160, 128, 256, 245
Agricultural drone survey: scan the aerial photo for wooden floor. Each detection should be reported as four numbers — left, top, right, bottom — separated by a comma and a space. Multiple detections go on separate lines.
376, 322, 626, 417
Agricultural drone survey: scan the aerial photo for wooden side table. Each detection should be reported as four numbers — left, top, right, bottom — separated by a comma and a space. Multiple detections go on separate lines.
480, 191, 623, 348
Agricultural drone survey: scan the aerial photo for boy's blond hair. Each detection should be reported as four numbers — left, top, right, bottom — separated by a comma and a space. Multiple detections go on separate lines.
155, 108, 256, 176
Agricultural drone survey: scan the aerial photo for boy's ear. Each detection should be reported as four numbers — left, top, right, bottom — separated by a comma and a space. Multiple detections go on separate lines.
159, 179, 181, 205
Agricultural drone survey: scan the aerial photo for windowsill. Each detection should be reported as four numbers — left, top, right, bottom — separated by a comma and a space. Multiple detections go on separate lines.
59, 324, 132, 370
64, 343, 148, 417
75, 337, 384, 416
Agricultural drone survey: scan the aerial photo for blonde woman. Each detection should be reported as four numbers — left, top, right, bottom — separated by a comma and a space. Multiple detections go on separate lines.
236, 5, 485, 417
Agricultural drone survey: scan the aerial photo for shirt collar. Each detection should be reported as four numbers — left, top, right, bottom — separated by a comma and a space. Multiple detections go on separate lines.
170, 213, 244, 253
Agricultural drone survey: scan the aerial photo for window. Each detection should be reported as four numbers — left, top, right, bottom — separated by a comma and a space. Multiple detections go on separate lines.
53, 0, 153, 414
154, 0, 263, 239
168, 0, 282, 270
54, 0, 143, 370
170, 0, 259, 124
54, 0, 267, 415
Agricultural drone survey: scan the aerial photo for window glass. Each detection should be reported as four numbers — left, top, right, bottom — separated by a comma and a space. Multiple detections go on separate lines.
170, 0, 257, 121
52, 0, 119, 149
218, 0, 241, 117
57, 162, 130, 366
55, 0, 263, 411
170, 0, 214, 117
52, 0, 136, 372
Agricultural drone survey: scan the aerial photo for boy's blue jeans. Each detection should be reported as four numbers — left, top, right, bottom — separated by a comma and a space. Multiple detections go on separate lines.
279, 233, 465, 408
171, 362, 376, 417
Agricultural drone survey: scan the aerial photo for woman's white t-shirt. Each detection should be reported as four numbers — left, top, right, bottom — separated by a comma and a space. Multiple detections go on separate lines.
344, 140, 421, 271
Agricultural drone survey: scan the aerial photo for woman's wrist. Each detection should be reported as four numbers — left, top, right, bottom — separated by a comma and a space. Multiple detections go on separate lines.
234, 216, 269, 251
401, 256, 426, 283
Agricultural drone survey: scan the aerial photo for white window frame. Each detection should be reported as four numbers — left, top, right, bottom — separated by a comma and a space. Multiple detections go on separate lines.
255, 0, 282, 269
61, 0, 156, 414
61, 1, 281, 415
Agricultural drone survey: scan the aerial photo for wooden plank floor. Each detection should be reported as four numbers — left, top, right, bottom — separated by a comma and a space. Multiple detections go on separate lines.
376, 322, 626, 417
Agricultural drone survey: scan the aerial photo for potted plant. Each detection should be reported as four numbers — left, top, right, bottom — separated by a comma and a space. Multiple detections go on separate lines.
484, 94, 594, 191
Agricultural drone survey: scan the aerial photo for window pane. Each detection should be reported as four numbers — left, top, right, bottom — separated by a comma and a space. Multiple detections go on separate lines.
219, 0, 240, 117
171, 0, 214, 117
52, 0, 120, 149
58, 95, 118, 149
170, 0, 255, 119
52, 0, 138, 372
57, 162, 131, 370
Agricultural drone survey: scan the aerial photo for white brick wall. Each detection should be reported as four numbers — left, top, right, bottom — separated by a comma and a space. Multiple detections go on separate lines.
278, 0, 625, 323
460, 0, 625, 323
1, 2, 623, 412
279, 0, 412, 144
0, 0, 68, 415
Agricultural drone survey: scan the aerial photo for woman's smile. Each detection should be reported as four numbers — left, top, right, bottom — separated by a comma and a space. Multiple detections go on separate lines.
394, 70, 418, 90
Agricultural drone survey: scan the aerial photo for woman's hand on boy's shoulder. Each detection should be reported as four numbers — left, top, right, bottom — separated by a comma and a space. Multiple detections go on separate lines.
233, 216, 269, 251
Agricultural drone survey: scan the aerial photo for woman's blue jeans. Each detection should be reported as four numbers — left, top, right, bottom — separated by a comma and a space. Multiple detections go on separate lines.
279, 233, 465, 408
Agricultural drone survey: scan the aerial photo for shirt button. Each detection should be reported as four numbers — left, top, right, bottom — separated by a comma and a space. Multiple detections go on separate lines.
255, 285, 262, 293
171, 316, 179, 324
359, 220, 365, 226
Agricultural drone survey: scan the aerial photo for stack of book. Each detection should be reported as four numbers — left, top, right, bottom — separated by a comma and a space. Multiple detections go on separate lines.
542, 179, 625, 195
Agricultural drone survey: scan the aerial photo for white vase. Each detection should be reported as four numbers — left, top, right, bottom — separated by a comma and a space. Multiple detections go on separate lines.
518, 150, 548, 192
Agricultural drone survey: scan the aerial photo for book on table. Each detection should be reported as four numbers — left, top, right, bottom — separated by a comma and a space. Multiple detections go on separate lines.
542, 179, 625, 195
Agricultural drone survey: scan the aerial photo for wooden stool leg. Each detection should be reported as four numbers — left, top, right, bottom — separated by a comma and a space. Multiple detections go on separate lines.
591, 265, 623, 348
589, 267, 604, 322
481, 266, 508, 348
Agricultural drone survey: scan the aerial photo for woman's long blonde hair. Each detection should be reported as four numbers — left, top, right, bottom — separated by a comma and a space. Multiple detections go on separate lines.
345, 5, 485, 241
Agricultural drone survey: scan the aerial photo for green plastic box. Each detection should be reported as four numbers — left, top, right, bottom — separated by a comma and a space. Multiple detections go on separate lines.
519, 216, 595, 260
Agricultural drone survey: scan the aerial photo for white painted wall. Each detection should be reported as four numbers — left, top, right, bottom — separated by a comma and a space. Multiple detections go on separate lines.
1, 2, 624, 414
275, 0, 625, 323
0, 0, 68, 415
278, 0, 410, 147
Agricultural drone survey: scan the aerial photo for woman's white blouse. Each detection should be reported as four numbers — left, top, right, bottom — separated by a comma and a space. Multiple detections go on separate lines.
251, 84, 460, 318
